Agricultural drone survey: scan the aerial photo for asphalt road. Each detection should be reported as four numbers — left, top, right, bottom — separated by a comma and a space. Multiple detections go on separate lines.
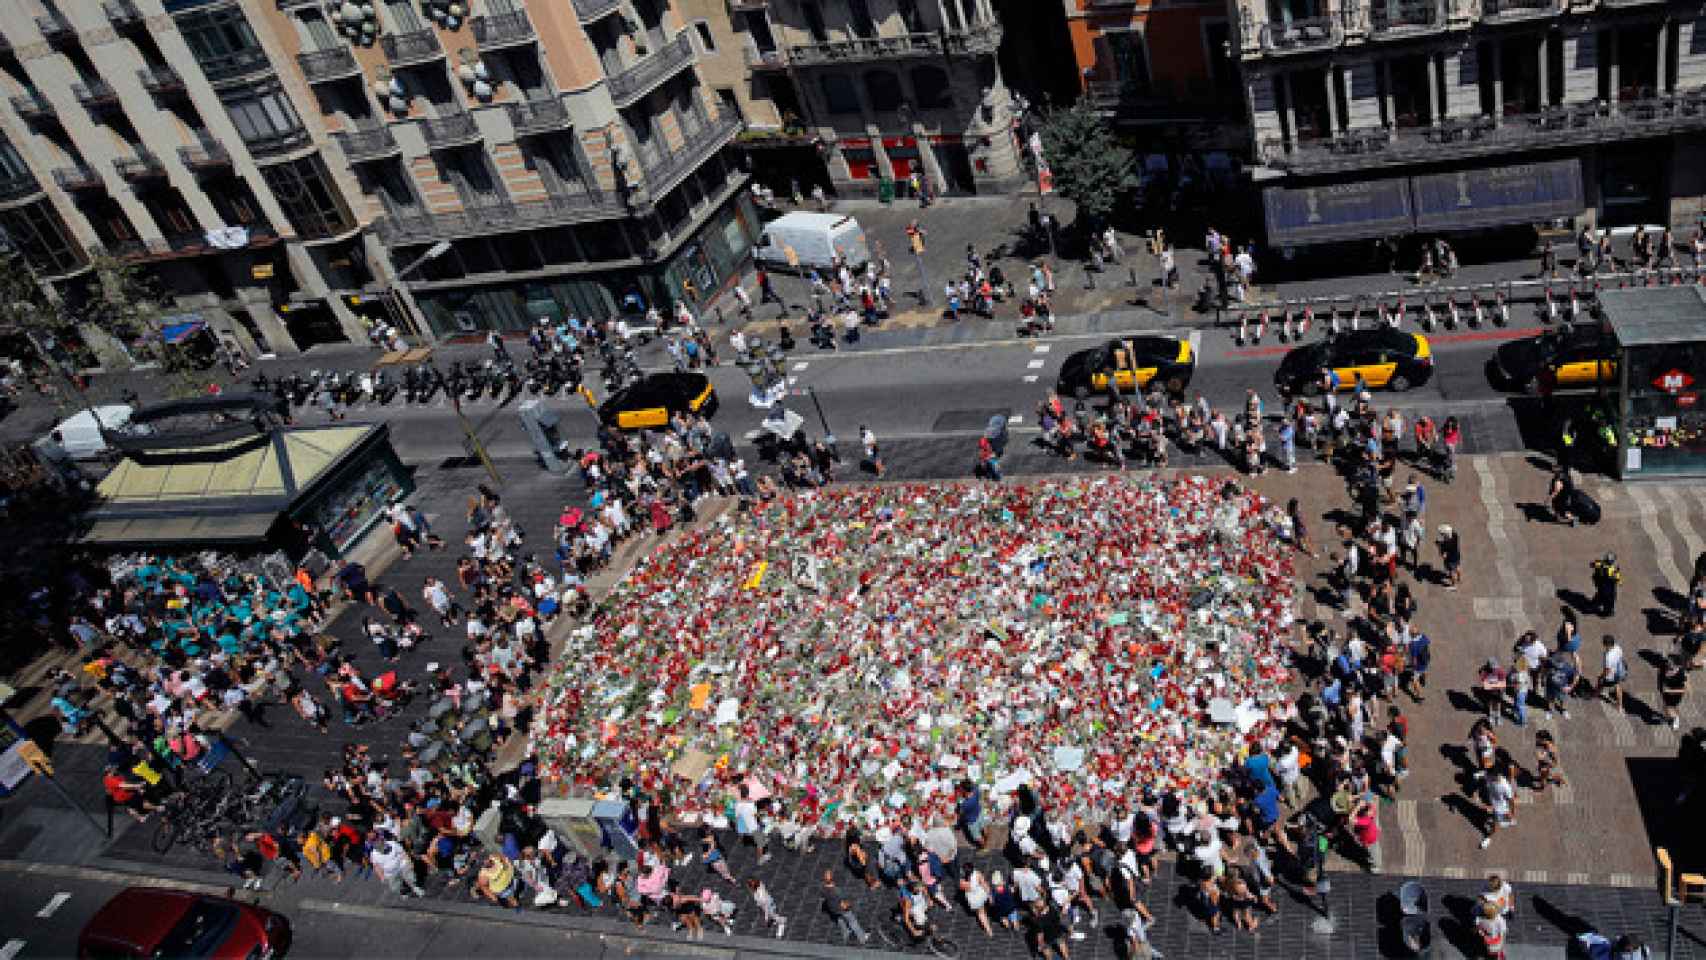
372, 318, 1544, 471
0, 862, 841, 960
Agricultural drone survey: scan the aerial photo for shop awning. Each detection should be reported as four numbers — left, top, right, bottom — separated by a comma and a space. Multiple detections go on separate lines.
96, 425, 371, 505
78, 512, 278, 547
1411, 159, 1584, 232
160, 316, 206, 345
1263, 177, 1414, 247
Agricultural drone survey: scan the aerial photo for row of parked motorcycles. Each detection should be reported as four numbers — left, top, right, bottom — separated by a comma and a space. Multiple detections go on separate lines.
249, 343, 646, 412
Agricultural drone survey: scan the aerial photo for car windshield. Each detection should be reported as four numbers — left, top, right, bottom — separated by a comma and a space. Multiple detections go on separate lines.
150, 901, 239, 958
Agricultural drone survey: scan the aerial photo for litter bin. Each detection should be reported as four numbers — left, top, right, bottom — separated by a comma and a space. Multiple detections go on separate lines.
1398, 880, 1428, 916
878, 177, 895, 204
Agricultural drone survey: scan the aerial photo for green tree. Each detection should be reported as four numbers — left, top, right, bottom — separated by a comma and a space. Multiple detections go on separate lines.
1036, 101, 1139, 228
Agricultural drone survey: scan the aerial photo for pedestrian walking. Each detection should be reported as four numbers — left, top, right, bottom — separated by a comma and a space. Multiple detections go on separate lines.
1534, 729, 1566, 789
1480, 768, 1516, 849
1599, 634, 1628, 713
859, 425, 885, 478
1660, 653, 1689, 729
1438, 524, 1463, 590
746, 878, 787, 938
1591, 552, 1622, 616
822, 872, 871, 945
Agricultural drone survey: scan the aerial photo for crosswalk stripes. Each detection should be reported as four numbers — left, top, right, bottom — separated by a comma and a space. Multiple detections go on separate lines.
1660, 486, 1706, 572
1395, 799, 1425, 875
1473, 459, 1525, 598
1628, 485, 1686, 590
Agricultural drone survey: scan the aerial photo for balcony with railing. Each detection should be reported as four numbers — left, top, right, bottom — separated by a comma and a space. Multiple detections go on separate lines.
114, 149, 167, 182
421, 111, 482, 149
72, 81, 121, 111
607, 33, 696, 106
641, 112, 740, 198
0, 171, 43, 204
1257, 17, 1343, 54
1480, 0, 1564, 21
1368, 0, 1447, 37
506, 98, 572, 137
104, 0, 145, 30
376, 189, 624, 245
37, 12, 76, 45
472, 9, 535, 49
53, 164, 103, 192
1259, 88, 1706, 174
199, 45, 272, 83
335, 125, 402, 162
139, 66, 187, 97
744, 47, 789, 70
179, 139, 232, 171
572, 0, 623, 21
11, 91, 55, 123
298, 47, 361, 83
382, 29, 447, 67
785, 21, 1002, 66
244, 126, 313, 159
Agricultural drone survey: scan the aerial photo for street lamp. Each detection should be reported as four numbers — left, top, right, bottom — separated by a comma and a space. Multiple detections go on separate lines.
383, 239, 452, 345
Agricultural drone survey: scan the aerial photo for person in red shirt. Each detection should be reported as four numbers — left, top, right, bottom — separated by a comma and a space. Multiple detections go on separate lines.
103, 765, 156, 821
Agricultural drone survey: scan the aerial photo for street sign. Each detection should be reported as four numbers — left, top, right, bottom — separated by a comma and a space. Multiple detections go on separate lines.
1654, 369, 1695, 394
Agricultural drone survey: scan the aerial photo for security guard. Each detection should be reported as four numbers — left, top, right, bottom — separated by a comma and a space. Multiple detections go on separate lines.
1558, 418, 1575, 471
1590, 552, 1623, 617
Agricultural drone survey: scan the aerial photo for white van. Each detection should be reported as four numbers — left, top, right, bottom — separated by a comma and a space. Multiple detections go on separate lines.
752, 212, 869, 272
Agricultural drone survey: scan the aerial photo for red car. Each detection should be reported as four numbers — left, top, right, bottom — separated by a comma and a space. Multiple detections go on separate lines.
79, 887, 291, 959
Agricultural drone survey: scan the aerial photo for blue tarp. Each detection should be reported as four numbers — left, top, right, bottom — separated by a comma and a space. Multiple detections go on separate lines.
1263, 177, 1415, 247
160, 317, 206, 345
1411, 159, 1584, 232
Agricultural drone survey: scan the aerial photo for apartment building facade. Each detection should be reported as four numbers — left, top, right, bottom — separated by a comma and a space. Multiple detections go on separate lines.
1067, 0, 1246, 151
723, 0, 1024, 197
0, 0, 755, 353
1239, 0, 1706, 249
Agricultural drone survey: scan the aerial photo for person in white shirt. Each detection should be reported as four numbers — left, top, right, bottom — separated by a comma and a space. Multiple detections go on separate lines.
1600, 635, 1627, 712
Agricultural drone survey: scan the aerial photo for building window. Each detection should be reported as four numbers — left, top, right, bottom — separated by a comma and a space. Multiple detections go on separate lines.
260, 154, 355, 240
177, 6, 266, 79
360, 160, 422, 216
384, 0, 424, 31
715, 87, 743, 122
802, 2, 828, 42
302, 11, 339, 51
225, 88, 305, 150
0, 140, 28, 181
0, 200, 84, 275
841, 147, 876, 180
820, 74, 861, 114
1107, 32, 1152, 94
911, 66, 953, 109
864, 70, 904, 113
693, 21, 716, 52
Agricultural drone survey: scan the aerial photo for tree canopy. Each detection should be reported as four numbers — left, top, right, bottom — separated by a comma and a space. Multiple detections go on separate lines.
1036, 101, 1139, 227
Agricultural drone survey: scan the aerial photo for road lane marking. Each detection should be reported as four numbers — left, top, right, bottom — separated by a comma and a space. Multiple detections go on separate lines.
1188, 329, 1202, 359
1026, 359, 1046, 369
790, 361, 809, 371
786, 376, 798, 386
1033, 344, 1051, 354
35, 892, 70, 918
1008, 415, 1024, 425
1022, 375, 1040, 383
0, 942, 22, 960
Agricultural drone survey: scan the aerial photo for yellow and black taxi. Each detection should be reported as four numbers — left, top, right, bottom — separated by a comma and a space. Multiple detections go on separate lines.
1491, 325, 1615, 394
1055, 335, 1195, 398
598, 372, 717, 430
1274, 328, 1434, 397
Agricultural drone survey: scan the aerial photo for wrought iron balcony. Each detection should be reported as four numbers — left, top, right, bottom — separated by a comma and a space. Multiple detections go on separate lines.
382, 29, 446, 67
114, 149, 167, 182
199, 45, 272, 83
421, 111, 482, 149
0, 171, 43, 204
744, 48, 789, 70
244, 127, 313, 159
572, 0, 623, 21
334, 125, 402, 162
1257, 17, 1343, 54
37, 12, 76, 45
642, 113, 740, 199
506, 98, 572, 137
298, 47, 361, 83
1368, 0, 1447, 37
139, 66, 187, 97
1259, 89, 1706, 174
179, 140, 232, 171
375, 190, 625, 245
472, 9, 535, 49
104, 0, 145, 30
72, 81, 121, 111
607, 33, 696, 107
1480, 0, 1564, 21
11, 91, 56, 122
785, 21, 1002, 66
53, 165, 104, 192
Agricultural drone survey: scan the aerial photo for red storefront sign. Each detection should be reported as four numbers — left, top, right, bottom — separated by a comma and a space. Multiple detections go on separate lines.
1654, 369, 1696, 394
